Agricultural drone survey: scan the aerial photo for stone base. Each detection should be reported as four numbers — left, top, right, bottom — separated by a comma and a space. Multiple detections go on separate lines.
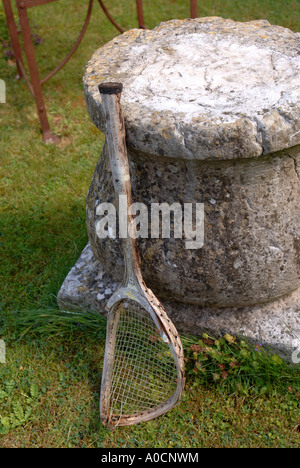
57, 243, 300, 362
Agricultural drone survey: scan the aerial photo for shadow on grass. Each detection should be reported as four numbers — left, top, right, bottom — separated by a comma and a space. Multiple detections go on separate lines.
0, 198, 88, 312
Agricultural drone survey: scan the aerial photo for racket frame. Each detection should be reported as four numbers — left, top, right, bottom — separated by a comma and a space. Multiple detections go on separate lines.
98, 82, 185, 428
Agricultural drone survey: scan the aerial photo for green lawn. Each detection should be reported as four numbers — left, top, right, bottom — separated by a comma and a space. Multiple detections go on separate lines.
0, 0, 299, 448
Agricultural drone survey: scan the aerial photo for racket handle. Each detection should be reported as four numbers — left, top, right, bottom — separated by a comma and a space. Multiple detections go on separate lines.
99, 82, 132, 200
99, 82, 123, 95
99, 82, 143, 281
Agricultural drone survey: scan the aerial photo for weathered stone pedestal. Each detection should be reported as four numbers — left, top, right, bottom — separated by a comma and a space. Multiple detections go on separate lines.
58, 17, 300, 360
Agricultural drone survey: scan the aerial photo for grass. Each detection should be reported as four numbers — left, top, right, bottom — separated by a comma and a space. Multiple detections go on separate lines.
0, 310, 299, 448
0, 0, 300, 448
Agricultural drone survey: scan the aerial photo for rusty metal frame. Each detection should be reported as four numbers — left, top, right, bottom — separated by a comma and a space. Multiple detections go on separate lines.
190, 0, 198, 18
2, 0, 94, 143
2, 0, 198, 143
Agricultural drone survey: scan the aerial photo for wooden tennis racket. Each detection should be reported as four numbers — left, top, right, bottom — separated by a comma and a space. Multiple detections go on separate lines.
98, 82, 185, 429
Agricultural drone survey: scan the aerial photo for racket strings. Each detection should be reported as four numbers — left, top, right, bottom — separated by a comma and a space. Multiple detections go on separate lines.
109, 301, 178, 420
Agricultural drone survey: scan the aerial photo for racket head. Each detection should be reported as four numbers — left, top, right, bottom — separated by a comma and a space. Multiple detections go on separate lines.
100, 289, 185, 428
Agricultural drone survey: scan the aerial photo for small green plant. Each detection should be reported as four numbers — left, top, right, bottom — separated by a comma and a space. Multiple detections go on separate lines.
0, 379, 39, 435
184, 332, 299, 396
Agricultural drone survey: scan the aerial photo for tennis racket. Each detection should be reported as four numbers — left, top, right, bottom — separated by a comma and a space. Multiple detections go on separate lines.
98, 82, 185, 429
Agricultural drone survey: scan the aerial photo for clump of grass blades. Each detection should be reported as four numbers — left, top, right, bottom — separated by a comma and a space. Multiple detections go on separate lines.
11, 308, 107, 341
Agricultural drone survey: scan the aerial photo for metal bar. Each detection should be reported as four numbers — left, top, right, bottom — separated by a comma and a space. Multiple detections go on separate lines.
98, 0, 124, 33
190, 0, 198, 18
2, 0, 24, 77
136, 0, 146, 29
16, 0, 57, 142
17, 59, 34, 95
18, 0, 58, 8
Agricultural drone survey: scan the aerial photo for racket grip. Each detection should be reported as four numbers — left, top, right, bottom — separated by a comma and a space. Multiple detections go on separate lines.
99, 82, 131, 199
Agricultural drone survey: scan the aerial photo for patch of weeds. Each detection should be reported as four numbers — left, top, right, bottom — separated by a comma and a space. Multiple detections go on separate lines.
183, 332, 300, 396
0, 374, 40, 435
